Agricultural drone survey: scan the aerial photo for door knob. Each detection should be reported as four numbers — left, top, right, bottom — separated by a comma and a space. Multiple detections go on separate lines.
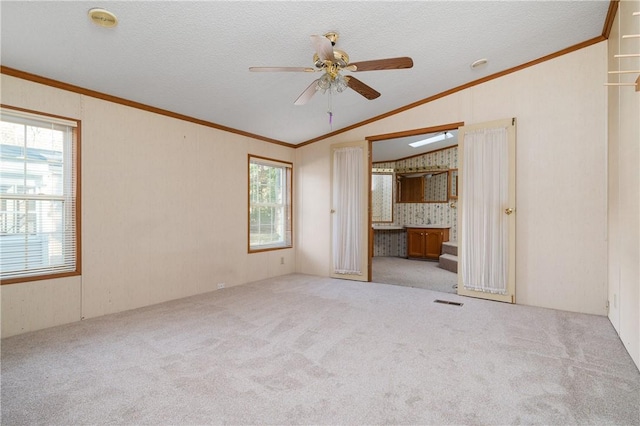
505, 208, 514, 215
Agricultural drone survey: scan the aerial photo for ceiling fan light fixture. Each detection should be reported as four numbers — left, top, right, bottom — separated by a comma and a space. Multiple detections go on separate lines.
333, 74, 348, 93
317, 74, 332, 90
316, 74, 348, 93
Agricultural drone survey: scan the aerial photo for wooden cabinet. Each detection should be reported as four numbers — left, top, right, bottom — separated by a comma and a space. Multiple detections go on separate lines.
406, 227, 450, 260
407, 228, 427, 258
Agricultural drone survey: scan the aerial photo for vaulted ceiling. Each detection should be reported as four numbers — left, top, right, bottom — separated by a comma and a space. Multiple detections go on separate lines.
1, 1, 612, 146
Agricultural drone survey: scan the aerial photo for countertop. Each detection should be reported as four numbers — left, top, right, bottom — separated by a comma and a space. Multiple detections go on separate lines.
404, 224, 451, 229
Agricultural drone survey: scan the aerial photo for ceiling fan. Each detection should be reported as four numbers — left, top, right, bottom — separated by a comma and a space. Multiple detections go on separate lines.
249, 32, 413, 107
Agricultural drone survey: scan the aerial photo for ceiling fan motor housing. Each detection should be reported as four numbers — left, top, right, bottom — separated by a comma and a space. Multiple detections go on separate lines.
313, 50, 349, 70
333, 50, 349, 68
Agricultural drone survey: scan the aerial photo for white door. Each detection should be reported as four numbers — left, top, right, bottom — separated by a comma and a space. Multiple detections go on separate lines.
457, 118, 516, 303
330, 140, 371, 282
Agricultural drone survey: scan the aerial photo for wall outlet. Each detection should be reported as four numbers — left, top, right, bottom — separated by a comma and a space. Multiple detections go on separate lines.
217, 283, 225, 290
280, 256, 285, 265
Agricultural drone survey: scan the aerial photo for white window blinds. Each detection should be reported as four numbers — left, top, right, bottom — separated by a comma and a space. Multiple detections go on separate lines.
0, 108, 79, 282
249, 156, 292, 251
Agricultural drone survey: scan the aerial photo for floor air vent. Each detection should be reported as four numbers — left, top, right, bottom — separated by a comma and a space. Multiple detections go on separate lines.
434, 299, 463, 306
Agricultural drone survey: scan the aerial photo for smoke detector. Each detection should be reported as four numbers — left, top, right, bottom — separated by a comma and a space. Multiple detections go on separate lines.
470, 58, 488, 69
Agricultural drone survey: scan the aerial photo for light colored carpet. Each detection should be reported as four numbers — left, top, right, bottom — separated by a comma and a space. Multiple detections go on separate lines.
2, 274, 638, 425
373, 256, 458, 294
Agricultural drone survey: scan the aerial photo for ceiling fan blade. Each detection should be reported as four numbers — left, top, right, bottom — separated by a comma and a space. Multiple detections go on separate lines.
346, 76, 380, 100
249, 67, 315, 72
347, 57, 414, 72
310, 35, 334, 62
294, 79, 319, 105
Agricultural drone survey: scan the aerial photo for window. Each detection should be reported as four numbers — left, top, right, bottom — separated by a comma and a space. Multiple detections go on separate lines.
248, 155, 292, 252
0, 107, 80, 284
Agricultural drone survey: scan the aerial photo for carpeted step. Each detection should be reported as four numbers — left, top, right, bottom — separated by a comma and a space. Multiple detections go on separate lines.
439, 253, 458, 273
442, 241, 458, 256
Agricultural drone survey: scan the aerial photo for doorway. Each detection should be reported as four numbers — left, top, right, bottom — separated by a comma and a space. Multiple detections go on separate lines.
372, 257, 457, 293
368, 122, 462, 294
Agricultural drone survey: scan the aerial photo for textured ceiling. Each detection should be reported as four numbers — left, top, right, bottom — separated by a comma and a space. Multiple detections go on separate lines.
1, 1, 610, 147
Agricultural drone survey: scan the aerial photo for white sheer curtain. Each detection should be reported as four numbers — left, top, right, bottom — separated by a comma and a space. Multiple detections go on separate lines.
332, 146, 363, 275
461, 127, 509, 294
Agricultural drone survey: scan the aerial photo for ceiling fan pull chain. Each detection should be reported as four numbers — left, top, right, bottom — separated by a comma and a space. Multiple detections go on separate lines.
327, 89, 333, 129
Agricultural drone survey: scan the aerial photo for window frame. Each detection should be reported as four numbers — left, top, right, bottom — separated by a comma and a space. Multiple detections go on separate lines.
248, 154, 293, 253
0, 105, 81, 285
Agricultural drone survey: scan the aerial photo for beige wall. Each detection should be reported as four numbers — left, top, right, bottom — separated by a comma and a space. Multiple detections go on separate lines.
0, 39, 620, 340
296, 42, 609, 316
607, 0, 640, 369
1, 75, 296, 337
